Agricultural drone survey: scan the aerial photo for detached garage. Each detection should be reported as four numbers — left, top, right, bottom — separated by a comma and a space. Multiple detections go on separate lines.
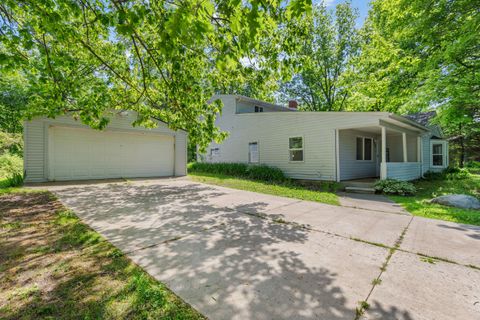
23, 111, 187, 183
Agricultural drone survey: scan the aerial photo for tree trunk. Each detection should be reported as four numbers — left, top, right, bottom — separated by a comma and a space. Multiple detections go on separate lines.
459, 123, 465, 168
459, 136, 465, 168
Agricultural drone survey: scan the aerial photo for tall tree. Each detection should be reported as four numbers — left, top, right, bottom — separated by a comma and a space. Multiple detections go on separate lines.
0, 71, 27, 133
0, 0, 311, 150
349, 0, 480, 164
278, 1, 360, 111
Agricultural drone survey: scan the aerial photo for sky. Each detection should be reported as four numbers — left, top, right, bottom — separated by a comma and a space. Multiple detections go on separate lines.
320, 0, 370, 28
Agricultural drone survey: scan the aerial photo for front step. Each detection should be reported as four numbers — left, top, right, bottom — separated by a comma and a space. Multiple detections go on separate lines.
345, 186, 376, 194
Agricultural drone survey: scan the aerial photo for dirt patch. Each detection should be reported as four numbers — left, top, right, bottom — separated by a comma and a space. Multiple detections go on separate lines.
0, 191, 204, 319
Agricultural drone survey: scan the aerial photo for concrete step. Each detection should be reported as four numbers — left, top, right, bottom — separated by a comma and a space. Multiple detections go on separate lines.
343, 182, 375, 188
345, 186, 376, 194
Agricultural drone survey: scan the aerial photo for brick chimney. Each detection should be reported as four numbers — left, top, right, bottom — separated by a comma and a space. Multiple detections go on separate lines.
288, 100, 298, 109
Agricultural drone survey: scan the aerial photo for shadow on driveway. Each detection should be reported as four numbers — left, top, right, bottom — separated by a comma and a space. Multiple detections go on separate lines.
48, 181, 410, 320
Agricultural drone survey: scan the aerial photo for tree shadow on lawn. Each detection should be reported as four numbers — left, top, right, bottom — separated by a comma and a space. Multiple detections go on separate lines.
0, 191, 204, 319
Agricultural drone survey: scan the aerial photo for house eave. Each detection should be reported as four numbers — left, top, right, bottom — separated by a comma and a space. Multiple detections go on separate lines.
388, 114, 431, 132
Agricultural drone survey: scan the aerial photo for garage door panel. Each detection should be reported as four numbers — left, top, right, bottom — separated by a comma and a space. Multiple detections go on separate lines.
49, 127, 174, 181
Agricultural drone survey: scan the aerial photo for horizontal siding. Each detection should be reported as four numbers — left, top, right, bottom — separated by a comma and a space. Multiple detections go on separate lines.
422, 134, 449, 173
24, 111, 183, 182
204, 96, 389, 181
386, 162, 421, 181
41, 111, 178, 135
339, 130, 379, 180
24, 121, 45, 182
175, 132, 187, 176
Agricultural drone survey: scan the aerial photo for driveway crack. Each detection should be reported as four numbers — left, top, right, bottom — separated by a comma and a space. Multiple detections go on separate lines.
354, 216, 415, 319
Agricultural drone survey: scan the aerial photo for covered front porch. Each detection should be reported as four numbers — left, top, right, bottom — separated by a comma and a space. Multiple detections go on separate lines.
336, 118, 428, 182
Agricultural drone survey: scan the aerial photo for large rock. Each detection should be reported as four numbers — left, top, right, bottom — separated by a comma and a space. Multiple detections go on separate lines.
430, 194, 480, 210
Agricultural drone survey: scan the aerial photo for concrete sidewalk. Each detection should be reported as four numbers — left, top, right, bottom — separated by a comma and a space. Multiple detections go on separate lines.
45, 178, 480, 320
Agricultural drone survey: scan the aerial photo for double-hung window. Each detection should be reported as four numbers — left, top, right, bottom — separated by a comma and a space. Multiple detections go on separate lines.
432, 142, 445, 167
289, 137, 304, 162
356, 137, 373, 161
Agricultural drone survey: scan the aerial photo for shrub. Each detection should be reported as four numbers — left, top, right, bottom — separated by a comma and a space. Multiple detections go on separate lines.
188, 162, 286, 182
188, 162, 248, 176
3, 172, 24, 187
423, 167, 470, 181
465, 161, 480, 174
246, 164, 285, 182
0, 131, 23, 156
374, 179, 416, 196
0, 153, 23, 179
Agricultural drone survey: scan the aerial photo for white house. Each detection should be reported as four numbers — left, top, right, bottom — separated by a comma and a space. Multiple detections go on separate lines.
23, 110, 187, 183
200, 95, 449, 182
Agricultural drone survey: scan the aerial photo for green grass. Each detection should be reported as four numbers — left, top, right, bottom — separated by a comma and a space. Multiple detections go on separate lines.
0, 191, 204, 319
389, 174, 480, 226
189, 172, 340, 206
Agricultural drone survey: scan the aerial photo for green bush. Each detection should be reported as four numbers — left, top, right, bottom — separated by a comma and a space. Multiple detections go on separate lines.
2, 172, 24, 187
188, 162, 248, 176
188, 162, 286, 182
423, 167, 470, 181
374, 179, 416, 196
0, 153, 23, 179
246, 164, 285, 182
0, 131, 23, 156
465, 161, 480, 174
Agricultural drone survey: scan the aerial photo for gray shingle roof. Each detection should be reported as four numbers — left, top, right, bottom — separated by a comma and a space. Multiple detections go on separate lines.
404, 111, 437, 126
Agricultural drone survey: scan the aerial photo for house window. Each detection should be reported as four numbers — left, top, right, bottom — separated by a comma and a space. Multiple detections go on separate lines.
249, 142, 259, 163
210, 148, 220, 157
254, 106, 264, 112
432, 143, 444, 166
356, 137, 373, 161
289, 137, 303, 162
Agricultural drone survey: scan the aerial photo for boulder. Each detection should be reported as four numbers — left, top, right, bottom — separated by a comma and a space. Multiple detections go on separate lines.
430, 194, 480, 210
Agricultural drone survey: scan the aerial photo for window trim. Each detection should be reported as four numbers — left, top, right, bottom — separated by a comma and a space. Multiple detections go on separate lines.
210, 147, 220, 157
356, 136, 374, 162
254, 106, 264, 113
430, 140, 447, 168
288, 136, 304, 163
248, 141, 259, 163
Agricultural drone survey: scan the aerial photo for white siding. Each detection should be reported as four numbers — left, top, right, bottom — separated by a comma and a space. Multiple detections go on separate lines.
339, 130, 379, 180
24, 111, 187, 182
422, 133, 449, 174
174, 132, 187, 176
205, 96, 390, 181
386, 162, 422, 181
24, 121, 46, 182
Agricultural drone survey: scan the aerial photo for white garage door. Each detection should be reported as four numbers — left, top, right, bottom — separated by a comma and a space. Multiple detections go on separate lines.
48, 126, 174, 181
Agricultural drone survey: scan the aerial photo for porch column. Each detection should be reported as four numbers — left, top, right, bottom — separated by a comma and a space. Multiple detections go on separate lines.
417, 136, 421, 162
381, 126, 387, 179
402, 132, 408, 162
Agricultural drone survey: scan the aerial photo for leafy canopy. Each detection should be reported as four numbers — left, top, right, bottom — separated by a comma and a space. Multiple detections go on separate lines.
0, 0, 311, 150
348, 0, 479, 164
279, 1, 360, 111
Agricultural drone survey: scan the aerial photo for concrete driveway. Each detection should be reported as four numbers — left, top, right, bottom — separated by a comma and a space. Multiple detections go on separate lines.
45, 178, 480, 320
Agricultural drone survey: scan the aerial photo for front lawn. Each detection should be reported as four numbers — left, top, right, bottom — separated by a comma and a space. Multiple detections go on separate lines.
390, 174, 480, 226
0, 190, 204, 320
189, 172, 340, 206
